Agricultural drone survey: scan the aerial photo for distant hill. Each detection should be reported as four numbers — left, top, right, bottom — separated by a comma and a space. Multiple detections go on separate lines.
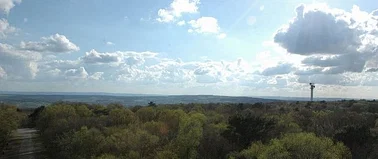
257, 96, 359, 101
0, 94, 279, 108
0, 91, 157, 96
0, 91, 366, 108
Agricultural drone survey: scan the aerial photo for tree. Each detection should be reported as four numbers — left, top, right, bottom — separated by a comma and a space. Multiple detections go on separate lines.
148, 101, 157, 107
107, 103, 124, 110
104, 128, 159, 158
170, 113, 206, 159
198, 122, 230, 159
28, 106, 45, 127
57, 127, 106, 159
222, 113, 276, 150
0, 104, 23, 147
157, 109, 186, 140
108, 108, 135, 126
155, 150, 179, 159
334, 125, 375, 159
36, 104, 79, 132
136, 107, 157, 123
75, 105, 93, 117
269, 113, 302, 136
239, 133, 351, 159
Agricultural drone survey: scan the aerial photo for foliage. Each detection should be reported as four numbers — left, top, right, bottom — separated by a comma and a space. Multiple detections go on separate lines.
334, 125, 375, 158
222, 113, 276, 150
239, 133, 351, 159
25, 100, 378, 158
0, 103, 24, 148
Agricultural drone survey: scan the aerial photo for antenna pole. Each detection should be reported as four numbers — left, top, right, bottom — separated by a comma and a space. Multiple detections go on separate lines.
310, 83, 315, 101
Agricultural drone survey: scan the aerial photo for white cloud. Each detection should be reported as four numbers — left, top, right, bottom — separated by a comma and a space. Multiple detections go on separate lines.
65, 67, 88, 80
157, 0, 200, 23
0, 43, 42, 80
115, 67, 160, 85
42, 60, 80, 70
0, 66, 7, 79
147, 59, 194, 84
189, 17, 220, 33
0, 0, 21, 15
157, 9, 175, 23
300, 54, 366, 74
82, 49, 121, 64
260, 5, 264, 11
20, 34, 80, 53
0, 18, 17, 39
81, 49, 157, 66
106, 41, 115, 46
260, 63, 294, 76
366, 68, 378, 72
89, 72, 104, 80
3, 45, 378, 98
188, 17, 227, 38
23, 18, 27, 23
177, 20, 186, 26
273, 3, 378, 88
274, 4, 367, 56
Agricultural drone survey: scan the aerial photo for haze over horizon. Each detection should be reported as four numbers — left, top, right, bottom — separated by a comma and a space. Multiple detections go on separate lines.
1, 0, 378, 99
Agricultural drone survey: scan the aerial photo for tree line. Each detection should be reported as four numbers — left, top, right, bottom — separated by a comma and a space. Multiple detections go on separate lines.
3, 99, 378, 158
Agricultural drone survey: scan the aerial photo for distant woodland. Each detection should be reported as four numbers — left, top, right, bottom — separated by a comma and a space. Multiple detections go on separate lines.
3, 100, 378, 159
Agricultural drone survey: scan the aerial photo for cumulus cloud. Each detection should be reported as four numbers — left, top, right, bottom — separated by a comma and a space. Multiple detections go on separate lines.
116, 67, 160, 85
177, 20, 186, 26
366, 68, 378, 72
193, 65, 222, 83
42, 60, 80, 70
301, 54, 367, 74
274, 3, 378, 80
157, 0, 200, 23
0, 0, 21, 15
89, 72, 104, 80
82, 50, 121, 64
297, 74, 354, 85
0, 18, 17, 39
190, 59, 249, 83
0, 66, 6, 79
295, 67, 323, 75
147, 59, 194, 84
189, 17, 220, 33
106, 41, 115, 46
126, 56, 145, 66
81, 49, 157, 66
275, 4, 362, 55
101, 57, 252, 85
0, 43, 42, 80
188, 17, 227, 38
35, 61, 83, 82
20, 34, 80, 53
260, 63, 294, 76
65, 67, 89, 80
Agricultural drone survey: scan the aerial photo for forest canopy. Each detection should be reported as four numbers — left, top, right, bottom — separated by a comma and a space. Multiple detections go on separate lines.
3, 100, 378, 159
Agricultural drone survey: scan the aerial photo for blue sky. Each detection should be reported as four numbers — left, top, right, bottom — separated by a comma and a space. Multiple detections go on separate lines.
0, 0, 378, 98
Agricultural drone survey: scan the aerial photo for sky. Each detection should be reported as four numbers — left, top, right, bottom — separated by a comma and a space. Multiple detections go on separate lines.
0, 0, 378, 98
